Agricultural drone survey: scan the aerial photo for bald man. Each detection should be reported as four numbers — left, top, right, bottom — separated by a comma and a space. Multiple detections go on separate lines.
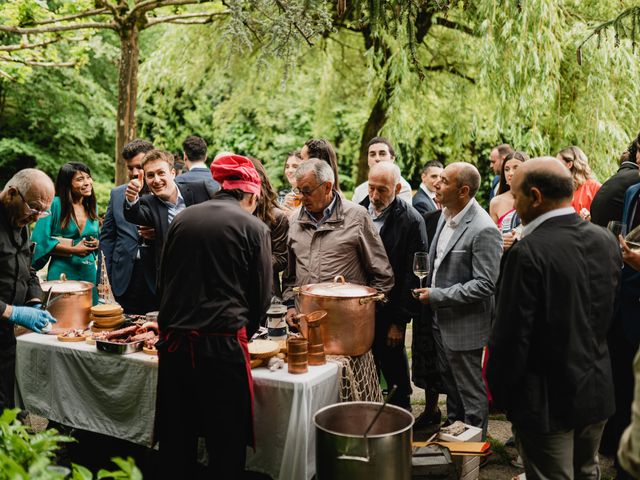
0, 169, 57, 411
487, 158, 620, 480
415, 162, 502, 437
360, 162, 428, 410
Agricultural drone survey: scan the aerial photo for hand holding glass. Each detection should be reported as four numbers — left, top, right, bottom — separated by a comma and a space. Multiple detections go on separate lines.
607, 221, 627, 238
413, 252, 429, 289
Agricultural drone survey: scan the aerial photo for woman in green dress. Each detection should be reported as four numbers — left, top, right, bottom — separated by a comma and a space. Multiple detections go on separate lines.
32, 162, 100, 304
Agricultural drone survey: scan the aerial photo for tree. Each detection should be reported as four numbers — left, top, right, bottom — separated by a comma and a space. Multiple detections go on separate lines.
0, 1, 237, 184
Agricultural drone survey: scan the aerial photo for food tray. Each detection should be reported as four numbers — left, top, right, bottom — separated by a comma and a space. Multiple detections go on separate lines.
96, 339, 143, 355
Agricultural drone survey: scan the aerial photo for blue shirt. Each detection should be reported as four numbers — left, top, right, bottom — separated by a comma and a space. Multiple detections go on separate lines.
303, 194, 338, 228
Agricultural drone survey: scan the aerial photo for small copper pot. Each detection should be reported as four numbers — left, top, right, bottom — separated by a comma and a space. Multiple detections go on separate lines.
40, 274, 93, 334
301, 310, 327, 366
288, 337, 309, 374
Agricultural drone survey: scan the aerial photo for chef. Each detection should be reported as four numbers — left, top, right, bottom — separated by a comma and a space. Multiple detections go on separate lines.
0, 169, 57, 412
156, 154, 272, 479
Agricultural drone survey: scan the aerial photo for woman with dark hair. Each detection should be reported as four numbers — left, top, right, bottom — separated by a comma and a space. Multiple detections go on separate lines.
279, 150, 302, 209
489, 151, 529, 249
248, 157, 289, 297
557, 145, 601, 217
32, 162, 100, 303
300, 138, 341, 192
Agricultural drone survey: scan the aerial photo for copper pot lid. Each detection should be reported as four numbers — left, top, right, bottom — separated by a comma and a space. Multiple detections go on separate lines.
301, 275, 376, 298
40, 273, 93, 293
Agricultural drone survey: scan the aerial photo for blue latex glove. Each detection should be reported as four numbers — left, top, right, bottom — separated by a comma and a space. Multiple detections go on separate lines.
9, 306, 57, 334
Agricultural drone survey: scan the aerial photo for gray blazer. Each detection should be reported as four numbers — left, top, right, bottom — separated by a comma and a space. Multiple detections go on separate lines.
428, 200, 502, 351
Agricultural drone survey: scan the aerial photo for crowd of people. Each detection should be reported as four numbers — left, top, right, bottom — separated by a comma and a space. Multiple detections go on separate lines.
1, 131, 640, 479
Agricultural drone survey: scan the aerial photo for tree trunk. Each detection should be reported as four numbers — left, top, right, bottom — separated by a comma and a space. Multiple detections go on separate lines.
355, 7, 436, 185
115, 26, 140, 185
355, 69, 393, 185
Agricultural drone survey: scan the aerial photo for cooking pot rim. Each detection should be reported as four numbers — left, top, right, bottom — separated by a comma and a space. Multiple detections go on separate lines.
299, 283, 377, 299
313, 401, 414, 438
40, 280, 94, 292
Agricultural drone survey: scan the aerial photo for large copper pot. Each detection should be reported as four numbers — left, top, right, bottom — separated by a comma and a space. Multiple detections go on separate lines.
40, 274, 92, 334
294, 276, 384, 356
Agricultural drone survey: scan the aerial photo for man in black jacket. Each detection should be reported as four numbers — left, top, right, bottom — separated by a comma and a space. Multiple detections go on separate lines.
362, 162, 428, 410
123, 149, 213, 289
487, 158, 620, 479
590, 143, 640, 227
156, 154, 271, 479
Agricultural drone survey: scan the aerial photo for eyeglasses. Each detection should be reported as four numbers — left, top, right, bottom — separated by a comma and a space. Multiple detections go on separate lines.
13, 187, 51, 218
293, 183, 325, 197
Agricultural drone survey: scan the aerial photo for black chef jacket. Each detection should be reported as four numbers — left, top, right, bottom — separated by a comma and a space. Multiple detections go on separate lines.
157, 194, 272, 363
0, 203, 43, 350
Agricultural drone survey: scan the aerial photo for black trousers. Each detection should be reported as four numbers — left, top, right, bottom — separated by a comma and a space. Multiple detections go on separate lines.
372, 321, 412, 409
157, 349, 251, 480
115, 259, 158, 315
0, 346, 15, 412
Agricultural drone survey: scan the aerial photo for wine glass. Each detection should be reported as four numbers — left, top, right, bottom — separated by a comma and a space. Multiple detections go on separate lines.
413, 252, 429, 289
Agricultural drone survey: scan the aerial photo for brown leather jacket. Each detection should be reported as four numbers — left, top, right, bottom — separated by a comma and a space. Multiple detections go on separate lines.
282, 193, 394, 303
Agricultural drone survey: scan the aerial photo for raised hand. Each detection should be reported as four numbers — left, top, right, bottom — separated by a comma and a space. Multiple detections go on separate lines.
125, 170, 144, 202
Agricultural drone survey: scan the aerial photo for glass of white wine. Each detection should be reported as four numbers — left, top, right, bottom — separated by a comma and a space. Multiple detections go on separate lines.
413, 252, 429, 289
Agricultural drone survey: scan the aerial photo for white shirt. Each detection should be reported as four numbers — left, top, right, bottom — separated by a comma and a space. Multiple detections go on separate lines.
352, 176, 413, 204
431, 198, 477, 286
521, 206, 575, 238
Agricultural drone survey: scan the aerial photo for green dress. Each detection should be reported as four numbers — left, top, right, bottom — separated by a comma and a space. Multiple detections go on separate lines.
31, 197, 99, 304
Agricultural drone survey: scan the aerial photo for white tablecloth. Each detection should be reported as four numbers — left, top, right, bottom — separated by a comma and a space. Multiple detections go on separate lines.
15, 333, 339, 480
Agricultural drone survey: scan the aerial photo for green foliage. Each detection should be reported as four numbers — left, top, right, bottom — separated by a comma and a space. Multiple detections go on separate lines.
0, 409, 141, 480
0, 32, 117, 213
475, 0, 639, 180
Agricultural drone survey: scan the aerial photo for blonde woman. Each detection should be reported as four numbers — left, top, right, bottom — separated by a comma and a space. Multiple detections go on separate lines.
557, 146, 601, 217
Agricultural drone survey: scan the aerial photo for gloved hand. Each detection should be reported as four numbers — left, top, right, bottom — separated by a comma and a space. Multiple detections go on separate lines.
9, 306, 57, 334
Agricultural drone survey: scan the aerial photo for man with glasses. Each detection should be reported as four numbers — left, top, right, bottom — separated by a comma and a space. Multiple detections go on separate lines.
282, 158, 394, 329
0, 168, 57, 412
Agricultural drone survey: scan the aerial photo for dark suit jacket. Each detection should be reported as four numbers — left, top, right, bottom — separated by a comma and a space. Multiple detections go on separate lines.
488, 213, 620, 432
361, 196, 428, 326
620, 182, 640, 344
100, 185, 152, 296
422, 210, 442, 246
176, 167, 220, 195
590, 162, 640, 227
412, 188, 438, 215
123, 181, 213, 288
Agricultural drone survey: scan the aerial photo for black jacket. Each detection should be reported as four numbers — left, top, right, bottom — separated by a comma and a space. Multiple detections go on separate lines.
412, 188, 438, 215
158, 194, 272, 362
488, 214, 620, 432
0, 204, 43, 349
361, 197, 428, 326
590, 161, 640, 227
123, 180, 213, 288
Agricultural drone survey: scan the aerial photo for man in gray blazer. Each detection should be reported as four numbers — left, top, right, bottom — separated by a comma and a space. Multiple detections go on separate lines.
415, 162, 502, 437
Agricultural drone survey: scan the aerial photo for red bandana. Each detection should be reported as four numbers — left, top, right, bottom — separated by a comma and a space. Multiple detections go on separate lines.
210, 154, 261, 197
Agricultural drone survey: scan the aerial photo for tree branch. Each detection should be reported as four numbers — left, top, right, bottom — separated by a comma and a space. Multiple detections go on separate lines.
274, 0, 313, 46
0, 69, 17, 81
146, 11, 229, 27
31, 8, 109, 26
130, 0, 210, 16
434, 17, 476, 36
0, 56, 76, 67
424, 64, 475, 83
0, 22, 116, 34
0, 37, 62, 52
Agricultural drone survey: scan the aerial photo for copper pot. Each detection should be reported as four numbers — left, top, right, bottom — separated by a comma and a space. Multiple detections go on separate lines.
40, 274, 93, 334
294, 276, 385, 356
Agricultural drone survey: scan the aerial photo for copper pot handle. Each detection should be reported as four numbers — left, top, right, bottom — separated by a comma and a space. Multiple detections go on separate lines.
333, 275, 346, 284
359, 293, 385, 305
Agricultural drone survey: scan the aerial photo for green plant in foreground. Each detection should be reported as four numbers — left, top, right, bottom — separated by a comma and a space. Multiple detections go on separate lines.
0, 409, 141, 479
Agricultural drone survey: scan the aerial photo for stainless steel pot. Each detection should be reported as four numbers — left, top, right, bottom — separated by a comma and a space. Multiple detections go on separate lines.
314, 401, 414, 480
40, 274, 93, 334
294, 276, 384, 356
